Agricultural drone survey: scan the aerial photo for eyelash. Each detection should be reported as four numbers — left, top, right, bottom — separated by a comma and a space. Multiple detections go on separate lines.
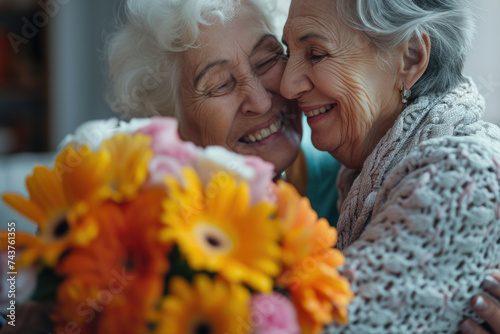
208, 78, 235, 97
309, 50, 327, 62
284, 48, 327, 62
257, 55, 277, 68
254, 51, 284, 74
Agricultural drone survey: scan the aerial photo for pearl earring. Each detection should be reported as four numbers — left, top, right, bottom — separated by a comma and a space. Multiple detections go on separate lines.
400, 83, 411, 105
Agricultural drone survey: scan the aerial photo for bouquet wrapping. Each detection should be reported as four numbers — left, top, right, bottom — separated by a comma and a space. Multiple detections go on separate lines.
1, 117, 353, 334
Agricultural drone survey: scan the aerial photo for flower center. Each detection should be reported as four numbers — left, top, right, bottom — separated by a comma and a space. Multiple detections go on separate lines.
206, 234, 221, 248
122, 257, 135, 270
54, 220, 69, 238
193, 322, 212, 334
193, 222, 234, 255
42, 210, 71, 243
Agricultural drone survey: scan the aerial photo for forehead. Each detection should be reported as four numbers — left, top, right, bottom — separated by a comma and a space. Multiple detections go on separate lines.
288, 0, 333, 17
184, 3, 272, 73
283, 0, 366, 50
284, 0, 338, 36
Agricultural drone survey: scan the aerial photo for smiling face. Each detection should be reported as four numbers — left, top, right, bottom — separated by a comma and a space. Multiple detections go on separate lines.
178, 1, 302, 174
280, 0, 403, 169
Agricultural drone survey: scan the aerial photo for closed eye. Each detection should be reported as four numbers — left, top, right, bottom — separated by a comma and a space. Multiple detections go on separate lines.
254, 54, 281, 75
209, 78, 236, 97
310, 54, 327, 61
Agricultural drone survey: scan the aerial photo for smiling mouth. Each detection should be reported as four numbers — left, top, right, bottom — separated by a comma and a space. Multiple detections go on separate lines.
303, 104, 336, 117
239, 113, 284, 144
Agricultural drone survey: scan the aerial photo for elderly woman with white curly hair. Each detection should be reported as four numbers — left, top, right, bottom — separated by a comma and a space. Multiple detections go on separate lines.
281, 0, 500, 333
105, 0, 341, 226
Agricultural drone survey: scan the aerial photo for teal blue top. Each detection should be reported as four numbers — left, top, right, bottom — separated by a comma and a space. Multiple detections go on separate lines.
301, 118, 342, 228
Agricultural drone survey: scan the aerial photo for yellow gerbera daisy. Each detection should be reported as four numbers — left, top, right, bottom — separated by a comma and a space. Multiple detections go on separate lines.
1, 133, 153, 266
161, 167, 281, 292
154, 275, 251, 334
99, 133, 153, 202
274, 181, 354, 333
1, 145, 110, 266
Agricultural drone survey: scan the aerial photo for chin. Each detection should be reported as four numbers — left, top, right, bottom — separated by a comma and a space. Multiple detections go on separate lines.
259, 143, 300, 174
310, 132, 334, 152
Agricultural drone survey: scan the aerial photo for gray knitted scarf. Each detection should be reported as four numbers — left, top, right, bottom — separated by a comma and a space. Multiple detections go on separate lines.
336, 77, 500, 250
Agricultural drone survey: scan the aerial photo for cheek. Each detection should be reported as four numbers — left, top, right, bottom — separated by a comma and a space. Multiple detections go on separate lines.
319, 63, 378, 135
183, 100, 237, 148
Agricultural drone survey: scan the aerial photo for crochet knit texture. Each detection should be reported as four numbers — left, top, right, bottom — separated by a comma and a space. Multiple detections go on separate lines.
325, 78, 500, 334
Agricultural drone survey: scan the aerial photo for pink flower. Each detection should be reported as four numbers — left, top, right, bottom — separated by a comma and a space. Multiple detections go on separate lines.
250, 293, 300, 334
135, 117, 200, 184
243, 155, 276, 204
134, 117, 276, 204
195, 146, 276, 205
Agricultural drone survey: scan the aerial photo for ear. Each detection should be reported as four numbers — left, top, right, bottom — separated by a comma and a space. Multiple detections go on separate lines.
397, 32, 431, 89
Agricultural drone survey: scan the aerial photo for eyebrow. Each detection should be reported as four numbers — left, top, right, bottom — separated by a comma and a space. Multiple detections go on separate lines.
194, 59, 230, 87
299, 32, 329, 43
194, 34, 278, 87
252, 34, 278, 53
282, 32, 328, 48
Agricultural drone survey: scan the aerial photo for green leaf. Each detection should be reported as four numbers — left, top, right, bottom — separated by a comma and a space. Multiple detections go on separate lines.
30, 266, 64, 302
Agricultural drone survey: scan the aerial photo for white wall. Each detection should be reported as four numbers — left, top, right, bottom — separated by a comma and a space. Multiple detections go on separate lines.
464, 0, 500, 125
48, 0, 120, 150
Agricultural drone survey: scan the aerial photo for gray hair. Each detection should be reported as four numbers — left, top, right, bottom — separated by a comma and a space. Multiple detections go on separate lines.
336, 0, 475, 100
105, 0, 277, 118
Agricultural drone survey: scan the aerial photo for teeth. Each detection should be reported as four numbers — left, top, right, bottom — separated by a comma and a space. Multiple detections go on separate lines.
304, 104, 335, 118
242, 113, 284, 143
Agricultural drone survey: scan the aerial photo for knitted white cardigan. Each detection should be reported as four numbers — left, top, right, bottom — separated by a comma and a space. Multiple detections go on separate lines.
324, 78, 500, 333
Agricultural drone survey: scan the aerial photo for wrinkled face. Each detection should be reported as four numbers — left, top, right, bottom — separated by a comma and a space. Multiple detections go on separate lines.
178, 2, 302, 174
281, 0, 402, 169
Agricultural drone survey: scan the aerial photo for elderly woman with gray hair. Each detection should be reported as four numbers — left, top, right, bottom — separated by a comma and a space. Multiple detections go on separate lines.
281, 0, 500, 333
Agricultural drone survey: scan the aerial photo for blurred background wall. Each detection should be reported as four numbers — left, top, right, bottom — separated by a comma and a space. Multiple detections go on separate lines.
0, 0, 499, 232
464, 0, 500, 125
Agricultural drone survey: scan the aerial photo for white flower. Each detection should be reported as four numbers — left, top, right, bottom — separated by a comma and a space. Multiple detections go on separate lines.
195, 146, 256, 184
194, 146, 276, 205
58, 118, 152, 150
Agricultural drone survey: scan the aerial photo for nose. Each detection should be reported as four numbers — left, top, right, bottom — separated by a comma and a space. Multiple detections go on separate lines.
280, 58, 312, 100
241, 76, 273, 114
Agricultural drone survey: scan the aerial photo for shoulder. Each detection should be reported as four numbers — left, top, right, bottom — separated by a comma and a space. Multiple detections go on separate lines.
375, 135, 500, 219
402, 135, 499, 175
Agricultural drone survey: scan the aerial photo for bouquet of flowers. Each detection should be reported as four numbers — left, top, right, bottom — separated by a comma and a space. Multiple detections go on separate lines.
1, 117, 353, 334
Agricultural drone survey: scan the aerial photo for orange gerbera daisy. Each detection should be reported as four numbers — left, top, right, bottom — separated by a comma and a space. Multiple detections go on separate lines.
275, 181, 354, 333
53, 187, 170, 334
161, 167, 281, 292
1, 144, 110, 266
154, 275, 251, 334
